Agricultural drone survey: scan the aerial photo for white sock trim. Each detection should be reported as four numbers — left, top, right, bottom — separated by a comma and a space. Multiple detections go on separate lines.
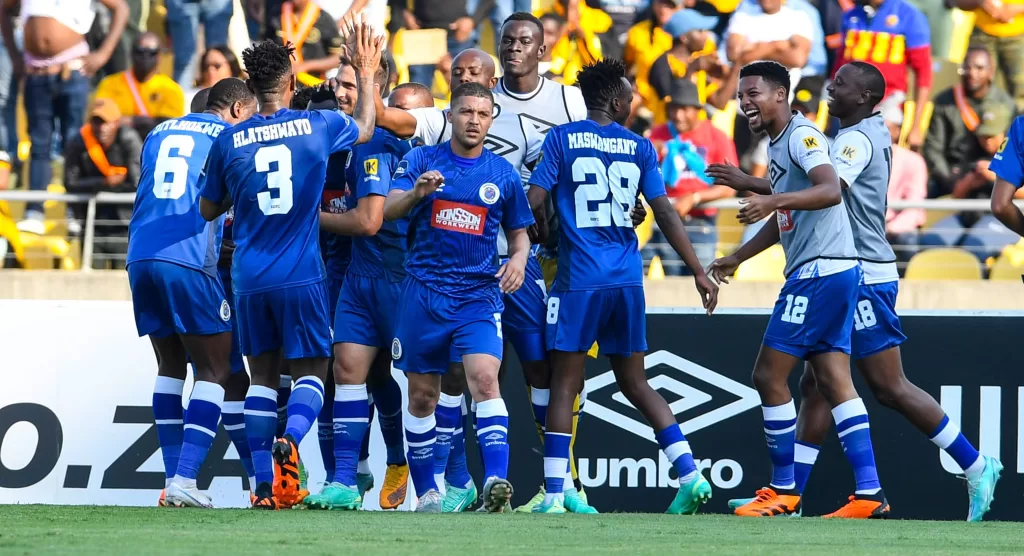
475, 398, 508, 419
531, 388, 550, 405
832, 398, 868, 424
663, 440, 691, 463
279, 375, 292, 388
154, 376, 186, 395
222, 401, 245, 413
762, 400, 796, 422
929, 420, 960, 449
406, 413, 436, 434
794, 443, 820, 465
247, 385, 277, 401
439, 393, 464, 408
335, 384, 368, 402
189, 381, 225, 405
964, 455, 986, 478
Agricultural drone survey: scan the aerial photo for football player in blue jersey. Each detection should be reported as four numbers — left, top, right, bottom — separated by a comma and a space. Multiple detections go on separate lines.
526, 59, 718, 514
303, 54, 415, 512
384, 82, 535, 513
126, 77, 257, 508
198, 28, 383, 510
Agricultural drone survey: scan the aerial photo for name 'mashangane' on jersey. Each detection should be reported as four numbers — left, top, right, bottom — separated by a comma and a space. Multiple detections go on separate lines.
127, 112, 228, 275
530, 119, 666, 291
390, 142, 534, 297
199, 108, 359, 294
346, 128, 412, 281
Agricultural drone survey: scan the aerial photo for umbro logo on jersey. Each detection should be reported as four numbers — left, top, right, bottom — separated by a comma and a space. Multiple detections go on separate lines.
431, 200, 486, 236
519, 114, 558, 135
768, 160, 786, 190
483, 134, 520, 157
583, 350, 759, 444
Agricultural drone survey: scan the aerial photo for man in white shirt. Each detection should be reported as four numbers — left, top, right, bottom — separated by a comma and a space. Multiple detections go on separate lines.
724, 0, 815, 89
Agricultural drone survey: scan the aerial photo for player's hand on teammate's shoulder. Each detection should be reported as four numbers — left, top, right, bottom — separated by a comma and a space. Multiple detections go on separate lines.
705, 163, 748, 190
693, 272, 719, 315
413, 170, 444, 198
630, 199, 647, 227
496, 256, 526, 294
738, 194, 777, 224
707, 255, 740, 285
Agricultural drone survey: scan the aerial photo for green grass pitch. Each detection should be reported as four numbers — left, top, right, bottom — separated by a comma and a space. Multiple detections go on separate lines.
1, 506, 1022, 555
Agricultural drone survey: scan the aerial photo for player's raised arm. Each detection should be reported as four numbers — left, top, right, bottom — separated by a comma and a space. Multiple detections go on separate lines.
990, 118, 1024, 237
706, 163, 772, 195
349, 22, 385, 145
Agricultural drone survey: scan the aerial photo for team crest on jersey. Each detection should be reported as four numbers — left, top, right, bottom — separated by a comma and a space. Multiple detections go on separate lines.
431, 199, 486, 235
479, 183, 500, 205
802, 136, 819, 150
219, 300, 231, 322
391, 338, 402, 360
394, 159, 409, 177
364, 158, 379, 175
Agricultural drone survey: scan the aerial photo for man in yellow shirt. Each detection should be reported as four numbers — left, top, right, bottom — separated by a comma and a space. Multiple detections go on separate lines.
957, 0, 1024, 111
624, 0, 684, 114
95, 32, 185, 137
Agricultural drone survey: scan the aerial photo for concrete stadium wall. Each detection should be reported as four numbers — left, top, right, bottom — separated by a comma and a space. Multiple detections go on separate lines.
1, 270, 1020, 309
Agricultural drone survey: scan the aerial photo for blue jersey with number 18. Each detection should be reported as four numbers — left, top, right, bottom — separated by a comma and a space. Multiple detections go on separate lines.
199, 108, 359, 294
127, 112, 229, 275
530, 120, 666, 291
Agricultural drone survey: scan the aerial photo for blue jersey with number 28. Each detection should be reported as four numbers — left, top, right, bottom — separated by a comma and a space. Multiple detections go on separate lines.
127, 112, 229, 275
200, 108, 359, 294
530, 120, 665, 291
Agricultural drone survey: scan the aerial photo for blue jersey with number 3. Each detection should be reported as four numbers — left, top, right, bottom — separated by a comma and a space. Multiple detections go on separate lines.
199, 108, 359, 294
127, 112, 229, 275
530, 120, 665, 291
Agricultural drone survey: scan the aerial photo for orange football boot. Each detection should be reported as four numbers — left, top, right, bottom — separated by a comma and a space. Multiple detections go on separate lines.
823, 493, 890, 519
734, 487, 801, 517
272, 435, 309, 508
158, 489, 169, 507
379, 463, 410, 510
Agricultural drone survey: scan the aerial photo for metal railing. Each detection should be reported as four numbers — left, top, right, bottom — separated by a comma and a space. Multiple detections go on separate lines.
0, 191, 1021, 271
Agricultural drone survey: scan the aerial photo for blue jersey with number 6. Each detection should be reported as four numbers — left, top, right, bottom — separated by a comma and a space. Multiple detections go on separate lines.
199, 108, 359, 294
530, 120, 666, 291
127, 112, 229, 276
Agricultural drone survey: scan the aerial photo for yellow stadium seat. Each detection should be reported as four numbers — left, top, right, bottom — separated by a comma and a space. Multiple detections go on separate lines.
735, 243, 785, 281
899, 101, 935, 147
715, 207, 744, 256
949, 9, 976, 64
989, 254, 1023, 281
922, 194, 955, 231
648, 255, 665, 280
904, 247, 982, 280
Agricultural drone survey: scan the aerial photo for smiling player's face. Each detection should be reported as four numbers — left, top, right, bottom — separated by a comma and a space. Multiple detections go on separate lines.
738, 75, 784, 134
335, 65, 358, 116
448, 95, 494, 150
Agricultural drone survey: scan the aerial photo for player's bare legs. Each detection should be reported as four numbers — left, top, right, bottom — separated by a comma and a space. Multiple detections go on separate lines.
463, 353, 513, 512
245, 351, 283, 509
150, 336, 188, 507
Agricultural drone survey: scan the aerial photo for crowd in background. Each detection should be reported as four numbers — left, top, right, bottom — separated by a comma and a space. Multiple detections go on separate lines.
0, 0, 1020, 274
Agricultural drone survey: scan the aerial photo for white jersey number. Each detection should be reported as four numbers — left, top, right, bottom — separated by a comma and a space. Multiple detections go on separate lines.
572, 157, 640, 229
153, 135, 195, 200
781, 294, 808, 324
255, 144, 294, 216
853, 299, 877, 331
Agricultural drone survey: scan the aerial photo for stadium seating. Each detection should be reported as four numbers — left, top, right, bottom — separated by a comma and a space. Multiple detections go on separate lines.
905, 247, 982, 280
715, 207, 744, 257
734, 243, 785, 281
988, 254, 1024, 281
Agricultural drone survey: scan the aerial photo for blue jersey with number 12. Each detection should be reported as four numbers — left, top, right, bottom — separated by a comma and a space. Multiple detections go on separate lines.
127, 112, 229, 275
199, 108, 359, 294
530, 120, 666, 291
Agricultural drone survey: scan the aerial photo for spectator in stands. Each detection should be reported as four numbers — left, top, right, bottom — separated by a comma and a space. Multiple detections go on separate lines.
0, 33, 18, 171
880, 99, 927, 263
402, 0, 494, 89
63, 99, 141, 269
924, 46, 1011, 198
484, 0, 531, 53
834, 0, 931, 150
648, 9, 736, 125
105, 0, 150, 75
724, 0, 827, 77
95, 32, 184, 138
2, 0, 128, 235
625, 0, 683, 114
265, 0, 343, 83
560, 0, 651, 61
955, 0, 1024, 112
539, 10, 602, 85
185, 45, 243, 109
166, 0, 233, 85
539, 13, 564, 79
724, 0, 819, 88
644, 79, 736, 272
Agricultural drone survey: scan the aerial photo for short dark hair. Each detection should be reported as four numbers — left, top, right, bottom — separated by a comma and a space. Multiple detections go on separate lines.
206, 78, 254, 111
739, 61, 791, 97
848, 61, 886, 106
502, 11, 544, 39
242, 40, 295, 95
575, 58, 630, 111
191, 88, 211, 113
291, 84, 316, 109
450, 82, 494, 108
